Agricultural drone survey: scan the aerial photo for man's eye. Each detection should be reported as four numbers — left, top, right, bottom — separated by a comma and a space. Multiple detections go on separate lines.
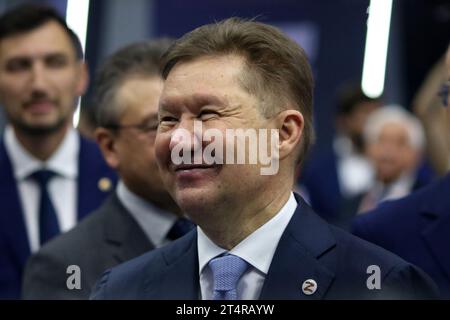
5, 59, 31, 72
160, 116, 178, 123
199, 110, 219, 120
45, 55, 68, 68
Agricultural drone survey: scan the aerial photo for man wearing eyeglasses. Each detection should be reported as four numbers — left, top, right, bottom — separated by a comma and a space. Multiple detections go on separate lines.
353, 44, 450, 298
21, 39, 193, 299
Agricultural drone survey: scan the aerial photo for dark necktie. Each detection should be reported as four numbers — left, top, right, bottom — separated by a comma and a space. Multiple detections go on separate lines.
167, 217, 195, 240
30, 169, 60, 245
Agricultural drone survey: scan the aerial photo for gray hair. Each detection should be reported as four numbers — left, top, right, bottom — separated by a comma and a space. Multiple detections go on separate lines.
93, 39, 173, 127
364, 105, 425, 151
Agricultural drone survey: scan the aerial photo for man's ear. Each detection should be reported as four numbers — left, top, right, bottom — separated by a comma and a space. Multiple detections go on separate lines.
76, 62, 89, 96
274, 109, 304, 161
95, 127, 119, 169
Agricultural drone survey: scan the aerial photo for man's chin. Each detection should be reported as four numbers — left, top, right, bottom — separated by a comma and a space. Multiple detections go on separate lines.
174, 188, 218, 216
13, 118, 68, 136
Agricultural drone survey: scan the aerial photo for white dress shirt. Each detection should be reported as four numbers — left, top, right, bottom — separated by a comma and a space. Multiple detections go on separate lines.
198, 192, 297, 300
358, 173, 416, 213
4, 126, 79, 253
334, 135, 374, 197
379, 173, 416, 201
116, 180, 178, 248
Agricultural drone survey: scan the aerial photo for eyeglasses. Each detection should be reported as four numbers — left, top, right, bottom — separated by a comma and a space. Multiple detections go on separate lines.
104, 121, 158, 134
439, 80, 450, 108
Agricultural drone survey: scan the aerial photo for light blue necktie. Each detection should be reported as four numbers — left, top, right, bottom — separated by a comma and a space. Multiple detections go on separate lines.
208, 254, 249, 300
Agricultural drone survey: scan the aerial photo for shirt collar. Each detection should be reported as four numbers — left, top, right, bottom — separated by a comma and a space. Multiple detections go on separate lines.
4, 125, 79, 180
375, 172, 415, 201
197, 192, 297, 276
116, 180, 178, 247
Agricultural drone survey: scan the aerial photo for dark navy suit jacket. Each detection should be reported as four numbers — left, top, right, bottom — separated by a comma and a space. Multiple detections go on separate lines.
301, 150, 342, 221
0, 135, 117, 299
301, 149, 435, 228
353, 174, 450, 298
91, 195, 438, 300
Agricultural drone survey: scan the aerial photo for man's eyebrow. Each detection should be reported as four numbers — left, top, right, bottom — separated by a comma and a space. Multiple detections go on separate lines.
142, 113, 159, 122
159, 98, 175, 111
44, 52, 68, 58
4, 51, 69, 61
160, 94, 225, 109
189, 94, 225, 108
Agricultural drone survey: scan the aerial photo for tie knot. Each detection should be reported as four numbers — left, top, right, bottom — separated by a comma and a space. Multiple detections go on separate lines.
30, 169, 56, 186
167, 217, 195, 240
209, 254, 249, 294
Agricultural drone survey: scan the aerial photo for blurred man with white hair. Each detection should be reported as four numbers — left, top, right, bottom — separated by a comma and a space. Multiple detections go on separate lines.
358, 105, 430, 212
353, 44, 450, 298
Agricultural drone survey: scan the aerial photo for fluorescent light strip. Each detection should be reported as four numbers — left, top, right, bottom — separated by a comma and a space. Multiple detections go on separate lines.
66, 0, 90, 128
361, 0, 393, 98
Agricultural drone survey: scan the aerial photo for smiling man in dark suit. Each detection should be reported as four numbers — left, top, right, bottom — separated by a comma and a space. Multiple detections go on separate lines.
353, 44, 450, 298
91, 18, 438, 300
21, 39, 191, 300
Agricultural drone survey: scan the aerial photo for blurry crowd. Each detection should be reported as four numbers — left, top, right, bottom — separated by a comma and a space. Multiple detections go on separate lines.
299, 79, 441, 229
0, 3, 449, 300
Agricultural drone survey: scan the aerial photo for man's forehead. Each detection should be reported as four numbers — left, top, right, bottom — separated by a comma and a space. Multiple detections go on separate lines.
160, 56, 248, 105
123, 108, 159, 122
379, 121, 410, 134
0, 20, 74, 59
119, 77, 162, 110
159, 93, 226, 111
165, 54, 246, 84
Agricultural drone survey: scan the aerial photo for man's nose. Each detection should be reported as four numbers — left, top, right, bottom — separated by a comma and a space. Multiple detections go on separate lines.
169, 119, 202, 153
29, 62, 49, 92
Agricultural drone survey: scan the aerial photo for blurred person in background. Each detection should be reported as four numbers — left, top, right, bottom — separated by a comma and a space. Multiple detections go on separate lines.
358, 105, 432, 213
299, 84, 381, 227
0, 4, 116, 299
413, 54, 450, 176
21, 39, 194, 299
353, 44, 450, 298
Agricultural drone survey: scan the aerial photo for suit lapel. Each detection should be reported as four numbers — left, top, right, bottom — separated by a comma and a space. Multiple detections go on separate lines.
103, 194, 154, 263
138, 195, 337, 300
0, 141, 31, 268
77, 136, 117, 220
144, 231, 199, 299
423, 215, 450, 281
420, 176, 450, 281
259, 196, 336, 299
